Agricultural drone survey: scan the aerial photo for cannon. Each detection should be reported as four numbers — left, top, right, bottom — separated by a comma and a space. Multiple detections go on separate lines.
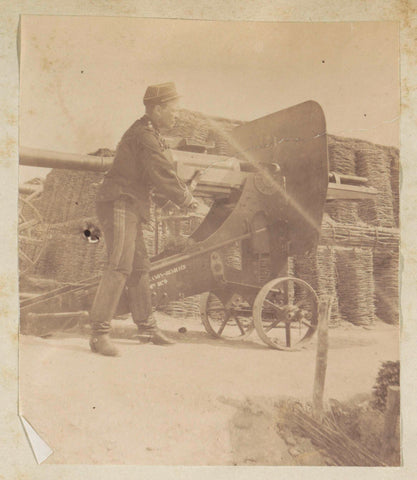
19, 101, 377, 350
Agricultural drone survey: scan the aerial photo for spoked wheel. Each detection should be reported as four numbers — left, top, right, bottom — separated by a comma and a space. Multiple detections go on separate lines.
200, 291, 254, 340
253, 277, 318, 350
19, 195, 46, 275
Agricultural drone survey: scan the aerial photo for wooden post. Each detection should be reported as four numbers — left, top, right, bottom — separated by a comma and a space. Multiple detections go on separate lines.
381, 386, 400, 457
312, 295, 332, 421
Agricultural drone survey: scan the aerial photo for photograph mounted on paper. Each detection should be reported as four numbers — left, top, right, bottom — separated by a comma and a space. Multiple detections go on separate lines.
18, 16, 400, 465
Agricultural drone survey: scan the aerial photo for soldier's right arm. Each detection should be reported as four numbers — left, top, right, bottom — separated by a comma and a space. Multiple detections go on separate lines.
138, 130, 195, 208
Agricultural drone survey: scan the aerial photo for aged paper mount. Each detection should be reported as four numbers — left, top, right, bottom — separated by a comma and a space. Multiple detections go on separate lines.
2, 2, 417, 480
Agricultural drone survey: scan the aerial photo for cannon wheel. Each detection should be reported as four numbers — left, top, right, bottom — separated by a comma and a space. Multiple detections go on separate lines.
253, 277, 318, 350
19, 195, 46, 275
200, 291, 254, 340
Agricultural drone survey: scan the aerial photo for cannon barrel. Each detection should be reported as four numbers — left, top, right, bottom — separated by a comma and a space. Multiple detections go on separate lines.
20, 146, 114, 172
19, 146, 240, 175
19, 146, 376, 200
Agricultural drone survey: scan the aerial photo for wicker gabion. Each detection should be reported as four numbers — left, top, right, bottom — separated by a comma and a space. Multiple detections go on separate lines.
158, 296, 201, 320
388, 147, 400, 228
335, 247, 376, 326
327, 135, 397, 229
326, 136, 359, 225
328, 136, 357, 175
35, 218, 107, 282
294, 246, 341, 326
373, 247, 399, 324
324, 201, 360, 225
166, 109, 242, 154
224, 241, 243, 271
210, 126, 236, 156
37, 169, 104, 224
167, 110, 210, 146
355, 145, 395, 228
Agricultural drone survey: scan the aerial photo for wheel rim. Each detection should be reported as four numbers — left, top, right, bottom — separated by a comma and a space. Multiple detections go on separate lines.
253, 277, 318, 350
200, 291, 254, 340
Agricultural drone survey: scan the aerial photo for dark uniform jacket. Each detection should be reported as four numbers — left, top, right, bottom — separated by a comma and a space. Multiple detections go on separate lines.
97, 115, 193, 221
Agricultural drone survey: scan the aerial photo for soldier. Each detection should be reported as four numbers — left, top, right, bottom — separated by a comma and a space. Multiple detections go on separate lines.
89, 82, 198, 356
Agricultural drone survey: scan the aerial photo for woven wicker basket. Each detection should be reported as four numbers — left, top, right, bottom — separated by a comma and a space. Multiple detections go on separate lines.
294, 246, 341, 326
335, 246, 376, 326
373, 248, 399, 324
355, 145, 395, 228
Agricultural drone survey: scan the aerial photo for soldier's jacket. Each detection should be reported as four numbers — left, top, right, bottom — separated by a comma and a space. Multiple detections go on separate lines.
97, 115, 193, 221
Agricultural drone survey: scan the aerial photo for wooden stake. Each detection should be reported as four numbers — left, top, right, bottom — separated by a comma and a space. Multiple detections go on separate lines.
312, 295, 332, 421
381, 385, 400, 458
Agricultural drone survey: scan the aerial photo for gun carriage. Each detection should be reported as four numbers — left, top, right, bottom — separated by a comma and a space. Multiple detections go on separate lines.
19, 101, 377, 350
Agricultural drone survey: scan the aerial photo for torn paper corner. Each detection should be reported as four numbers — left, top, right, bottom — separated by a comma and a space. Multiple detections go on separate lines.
20, 416, 53, 464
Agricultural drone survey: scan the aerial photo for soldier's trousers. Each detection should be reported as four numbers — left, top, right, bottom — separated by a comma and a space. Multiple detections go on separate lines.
89, 197, 155, 335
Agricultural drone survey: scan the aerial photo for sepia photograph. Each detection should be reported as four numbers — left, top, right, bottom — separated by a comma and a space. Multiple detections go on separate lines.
18, 16, 400, 466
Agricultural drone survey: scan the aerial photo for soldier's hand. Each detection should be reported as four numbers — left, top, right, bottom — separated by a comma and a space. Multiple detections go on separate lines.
188, 198, 209, 217
188, 198, 200, 211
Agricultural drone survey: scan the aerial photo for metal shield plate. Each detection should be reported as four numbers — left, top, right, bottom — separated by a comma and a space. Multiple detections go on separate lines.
231, 100, 328, 255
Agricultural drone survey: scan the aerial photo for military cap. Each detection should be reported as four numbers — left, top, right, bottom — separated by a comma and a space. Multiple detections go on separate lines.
143, 82, 180, 106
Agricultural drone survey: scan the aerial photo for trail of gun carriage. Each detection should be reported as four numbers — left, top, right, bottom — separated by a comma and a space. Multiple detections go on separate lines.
19, 102, 400, 465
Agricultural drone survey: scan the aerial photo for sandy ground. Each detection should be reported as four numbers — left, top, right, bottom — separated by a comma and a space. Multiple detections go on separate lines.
19, 314, 399, 465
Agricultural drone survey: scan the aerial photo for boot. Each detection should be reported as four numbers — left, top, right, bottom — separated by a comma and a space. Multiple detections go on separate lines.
150, 329, 176, 345
127, 272, 175, 346
89, 334, 119, 356
135, 323, 176, 346
89, 270, 126, 356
